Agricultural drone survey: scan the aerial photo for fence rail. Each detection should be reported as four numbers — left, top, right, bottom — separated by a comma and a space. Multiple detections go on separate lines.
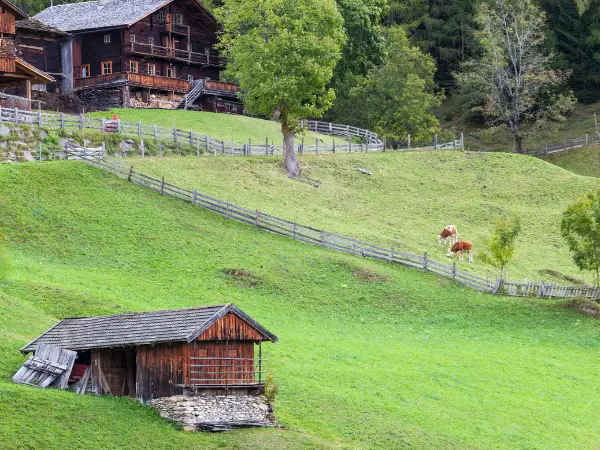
67, 147, 600, 302
0, 106, 463, 159
527, 134, 600, 157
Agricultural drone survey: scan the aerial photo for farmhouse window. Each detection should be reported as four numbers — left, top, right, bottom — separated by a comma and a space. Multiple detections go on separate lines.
147, 64, 156, 76
166, 66, 175, 78
149, 37, 154, 45
187, 74, 193, 82
104, 34, 111, 44
130, 61, 138, 73
157, 11, 165, 21
130, 34, 135, 43
174, 14, 183, 24
101, 61, 112, 75
81, 64, 90, 78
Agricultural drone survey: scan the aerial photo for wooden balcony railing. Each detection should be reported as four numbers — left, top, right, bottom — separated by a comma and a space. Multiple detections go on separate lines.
74, 72, 190, 92
127, 42, 226, 68
189, 357, 265, 387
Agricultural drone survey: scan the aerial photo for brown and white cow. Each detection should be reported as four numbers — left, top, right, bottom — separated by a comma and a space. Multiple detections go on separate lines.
438, 225, 458, 245
447, 241, 474, 263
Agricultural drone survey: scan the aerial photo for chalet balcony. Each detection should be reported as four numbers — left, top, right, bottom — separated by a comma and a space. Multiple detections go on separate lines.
159, 21, 190, 37
126, 41, 226, 68
200, 79, 240, 98
189, 357, 266, 388
74, 72, 190, 93
0, 38, 16, 73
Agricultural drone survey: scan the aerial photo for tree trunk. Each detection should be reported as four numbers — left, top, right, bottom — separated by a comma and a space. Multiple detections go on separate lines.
282, 123, 300, 177
514, 134, 525, 154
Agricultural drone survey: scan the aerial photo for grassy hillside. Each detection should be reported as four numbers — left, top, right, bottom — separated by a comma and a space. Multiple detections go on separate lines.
88, 109, 335, 145
541, 145, 600, 178
0, 162, 598, 449
132, 151, 600, 284
439, 100, 600, 153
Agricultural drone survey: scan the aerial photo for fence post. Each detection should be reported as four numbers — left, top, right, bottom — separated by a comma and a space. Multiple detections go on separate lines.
128, 166, 133, 182
292, 223, 296, 240
0, 105, 3, 122
383, 136, 386, 151
423, 252, 428, 271
564, 138, 567, 151
300, 137, 304, 155
452, 261, 456, 280
348, 136, 351, 153
315, 138, 319, 155
193, 188, 197, 204
407, 134, 411, 149
117, 119, 121, 134
433, 134, 438, 149
160, 176, 165, 195
389, 246, 395, 263
140, 140, 145, 158
178, 142, 181, 156
545, 143, 548, 155
38, 111, 43, 127
101, 117, 106, 133
586, 134, 589, 147
154, 124, 158, 140
79, 113, 84, 131
189, 131, 194, 146
460, 133, 464, 147
333, 138, 336, 154
159, 142, 163, 158
321, 230, 326, 247
101, 142, 106, 157
248, 138, 251, 155
255, 209, 260, 227
265, 137, 269, 156
221, 141, 225, 156
173, 127, 178, 143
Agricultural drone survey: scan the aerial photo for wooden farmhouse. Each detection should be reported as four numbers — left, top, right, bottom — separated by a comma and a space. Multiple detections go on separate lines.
33, 0, 242, 113
18, 304, 278, 403
0, 0, 55, 109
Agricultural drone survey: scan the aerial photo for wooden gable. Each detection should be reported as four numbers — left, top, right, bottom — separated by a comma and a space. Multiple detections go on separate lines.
196, 312, 265, 341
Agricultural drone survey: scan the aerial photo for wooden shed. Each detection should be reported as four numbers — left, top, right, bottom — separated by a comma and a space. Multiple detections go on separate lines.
20, 303, 278, 403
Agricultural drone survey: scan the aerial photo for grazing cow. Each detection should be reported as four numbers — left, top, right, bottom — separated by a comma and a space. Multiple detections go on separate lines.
438, 225, 458, 245
447, 241, 474, 263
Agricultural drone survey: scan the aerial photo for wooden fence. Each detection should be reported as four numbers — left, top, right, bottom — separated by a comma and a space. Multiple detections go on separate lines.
527, 133, 600, 157
67, 147, 600, 302
0, 106, 463, 158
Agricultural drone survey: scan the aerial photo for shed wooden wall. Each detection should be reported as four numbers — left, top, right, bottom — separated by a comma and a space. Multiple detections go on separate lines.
91, 348, 135, 397
16, 32, 62, 92
0, 8, 15, 35
196, 312, 264, 341
80, 30, 122, 77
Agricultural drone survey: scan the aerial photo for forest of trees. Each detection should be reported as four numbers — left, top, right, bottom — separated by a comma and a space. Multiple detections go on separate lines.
17, 0, 600, 143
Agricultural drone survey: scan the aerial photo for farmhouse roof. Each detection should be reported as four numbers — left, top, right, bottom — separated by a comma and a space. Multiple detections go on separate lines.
33, 0, 215, 33
16, 18, 68, 36
21, 303, 278, 353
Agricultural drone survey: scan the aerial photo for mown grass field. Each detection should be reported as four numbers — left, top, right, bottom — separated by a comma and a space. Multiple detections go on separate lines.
133, 150, 600, 284
0, 162, 598, 449
542, 145, 600, 178
88, 109, 335, 145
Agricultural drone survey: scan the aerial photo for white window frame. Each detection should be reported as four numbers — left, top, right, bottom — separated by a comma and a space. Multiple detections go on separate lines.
104, 34, 111, 44
130, 34, 135, 43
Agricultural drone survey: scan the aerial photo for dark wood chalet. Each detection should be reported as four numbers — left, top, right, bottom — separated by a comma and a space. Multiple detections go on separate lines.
34, 0, 242, 113
20, 304, 277, 403
15, 18, 68, 94
0, 0, 54, 109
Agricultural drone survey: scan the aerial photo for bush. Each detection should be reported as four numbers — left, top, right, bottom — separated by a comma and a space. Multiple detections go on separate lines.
264, 372, 278, 404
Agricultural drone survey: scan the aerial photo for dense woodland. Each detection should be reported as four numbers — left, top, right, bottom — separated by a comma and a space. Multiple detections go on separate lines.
16, 0, 600, 142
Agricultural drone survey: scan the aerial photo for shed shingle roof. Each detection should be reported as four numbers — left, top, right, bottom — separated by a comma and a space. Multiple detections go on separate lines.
34, 0, 175, 32
21, 303, 278, 353
17, 18, 68, 36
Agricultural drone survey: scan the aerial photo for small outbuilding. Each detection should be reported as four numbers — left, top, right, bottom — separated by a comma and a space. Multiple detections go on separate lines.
19, 303, 278, 404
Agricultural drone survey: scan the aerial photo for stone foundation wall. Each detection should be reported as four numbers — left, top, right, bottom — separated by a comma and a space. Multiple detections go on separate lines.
149, 395, 276, 432
77, 88, 123, 110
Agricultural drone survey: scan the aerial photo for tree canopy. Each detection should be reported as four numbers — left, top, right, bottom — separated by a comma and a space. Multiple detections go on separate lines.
215, 0, 345, 177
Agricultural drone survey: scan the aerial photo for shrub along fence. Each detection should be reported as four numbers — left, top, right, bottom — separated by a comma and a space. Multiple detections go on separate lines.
66, 145, 600, 302
0, 106, 463, 157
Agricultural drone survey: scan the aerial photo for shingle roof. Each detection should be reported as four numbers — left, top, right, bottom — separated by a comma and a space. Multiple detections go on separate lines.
16, 18, 67, 36
34, 0, 172, 32
21, 303, 278, 353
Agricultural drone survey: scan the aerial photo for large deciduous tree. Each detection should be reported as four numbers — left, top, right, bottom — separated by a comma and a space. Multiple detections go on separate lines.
562, 190, 600, 286
215, 0, 346, 177
457, 0, 575, 154
348, 26, 443, 141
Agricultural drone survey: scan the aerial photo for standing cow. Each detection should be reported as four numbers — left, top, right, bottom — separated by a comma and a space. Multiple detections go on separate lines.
438, 225, 458, 245
447, 241, 474, 263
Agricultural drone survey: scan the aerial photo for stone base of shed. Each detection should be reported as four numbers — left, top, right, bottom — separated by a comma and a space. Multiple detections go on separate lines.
148, 395, 276, 432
